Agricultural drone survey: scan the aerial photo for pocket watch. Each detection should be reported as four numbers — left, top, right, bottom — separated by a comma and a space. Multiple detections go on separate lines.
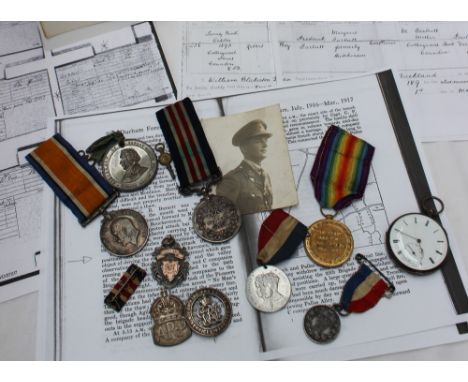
386, 197, 449, 274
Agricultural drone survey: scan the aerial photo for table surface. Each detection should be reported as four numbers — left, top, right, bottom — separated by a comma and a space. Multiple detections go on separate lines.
1, 22, 468, 361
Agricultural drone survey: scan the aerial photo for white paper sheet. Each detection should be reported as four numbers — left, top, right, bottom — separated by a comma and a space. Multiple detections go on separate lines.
181, 21, 468, 141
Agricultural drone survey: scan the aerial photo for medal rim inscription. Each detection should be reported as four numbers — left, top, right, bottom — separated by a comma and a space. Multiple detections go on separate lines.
185, 287, 232, 337
150, 293, 192, 347
304, 217, 354, 268
102, 139, 158, 192
100, 209, 149, 257
246, 265, 291, 313
192, 194, 242, 243
303, 305, 341, 344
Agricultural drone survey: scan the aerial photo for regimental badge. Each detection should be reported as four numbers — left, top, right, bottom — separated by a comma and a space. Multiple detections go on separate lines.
150, 289, 192, 346
151, 235, 189, 289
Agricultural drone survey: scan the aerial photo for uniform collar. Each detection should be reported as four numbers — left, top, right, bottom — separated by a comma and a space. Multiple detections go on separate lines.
243, 159, 263, 174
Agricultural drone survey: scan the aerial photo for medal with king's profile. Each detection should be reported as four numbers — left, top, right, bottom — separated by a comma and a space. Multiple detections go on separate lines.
151, 235, 189, 289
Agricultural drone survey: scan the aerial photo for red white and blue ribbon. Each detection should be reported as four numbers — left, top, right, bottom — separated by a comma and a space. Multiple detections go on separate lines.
257, 209, 308, 265
338, 255, 394, 314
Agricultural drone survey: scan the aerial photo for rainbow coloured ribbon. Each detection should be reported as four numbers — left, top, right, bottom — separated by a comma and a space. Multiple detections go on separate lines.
311, 125, 375, 210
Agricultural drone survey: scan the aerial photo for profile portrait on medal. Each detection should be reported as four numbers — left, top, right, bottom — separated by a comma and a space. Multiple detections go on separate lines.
202, 104, 298, 215
119, 147, 149, 183
110, 216, 140, 247
254, 271, 285, 309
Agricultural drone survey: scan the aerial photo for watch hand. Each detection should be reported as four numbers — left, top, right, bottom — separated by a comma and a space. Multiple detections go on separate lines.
394, 228, 421, 243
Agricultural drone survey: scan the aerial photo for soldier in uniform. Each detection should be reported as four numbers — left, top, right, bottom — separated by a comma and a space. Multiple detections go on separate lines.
216, 119, 273, 214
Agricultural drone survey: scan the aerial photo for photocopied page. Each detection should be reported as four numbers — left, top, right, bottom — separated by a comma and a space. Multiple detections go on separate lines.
44, 100, 263, 360
222, 72, 468, 359
180, 21, 468, 141
181, 22, 278, 99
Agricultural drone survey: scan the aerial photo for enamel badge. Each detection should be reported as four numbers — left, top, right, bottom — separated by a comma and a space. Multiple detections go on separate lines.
151, 235, 189, 289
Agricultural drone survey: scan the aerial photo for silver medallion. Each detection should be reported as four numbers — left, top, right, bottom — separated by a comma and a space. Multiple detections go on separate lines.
151, 235, 189, 289
101, 139, 158, 192
100, 209, 149, 257
150, 289, 192, 346
185, 287, 232, 337
192, 193, 241, 243
246, 265, 291, 313
304, 305, 341, 344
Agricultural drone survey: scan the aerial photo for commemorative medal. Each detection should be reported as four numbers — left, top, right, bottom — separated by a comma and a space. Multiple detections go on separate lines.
246, 209, 308, 312
156, 98, 241, 243
185, 287, 232, 337
303, 254, 394, 344
305, 125, 375, 267
100, 209, 149, 257
150, 289, 192, 346
26, 134, 119, 227
85, 131, 158, 192
387, 196, 449, 274
151, 235, 189, 289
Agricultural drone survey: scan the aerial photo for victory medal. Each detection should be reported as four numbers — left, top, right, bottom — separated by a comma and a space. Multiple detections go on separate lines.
305, 125, 375, 267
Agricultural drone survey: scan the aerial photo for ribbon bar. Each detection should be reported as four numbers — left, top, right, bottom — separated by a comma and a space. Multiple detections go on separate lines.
156, 98, 221, 193
311, 125, 375, 210
104, 264, 147, 312
26, 134, 118, 227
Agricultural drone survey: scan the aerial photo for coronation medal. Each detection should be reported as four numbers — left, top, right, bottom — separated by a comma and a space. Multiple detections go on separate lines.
246, 209, 308, 313
305, 125, 375, 267
156, 98, 241, 243
303, 254, 394, 344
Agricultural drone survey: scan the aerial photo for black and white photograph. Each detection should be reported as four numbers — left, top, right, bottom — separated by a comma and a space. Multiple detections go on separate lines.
202, 105, 298, 215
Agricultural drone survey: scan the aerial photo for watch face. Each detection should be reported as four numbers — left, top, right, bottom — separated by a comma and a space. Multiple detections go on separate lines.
387, 213, 449, 273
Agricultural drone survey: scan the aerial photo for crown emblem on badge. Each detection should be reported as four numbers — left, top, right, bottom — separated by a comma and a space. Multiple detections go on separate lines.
150, 289, 192, 346
151, 235, 189, 289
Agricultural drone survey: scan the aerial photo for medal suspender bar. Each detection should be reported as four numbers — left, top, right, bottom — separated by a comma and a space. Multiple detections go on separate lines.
26, 134, 119, 227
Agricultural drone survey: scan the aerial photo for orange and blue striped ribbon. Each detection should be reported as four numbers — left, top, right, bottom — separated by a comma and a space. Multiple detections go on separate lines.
156, 98, 221, 193
26, 134, 118, 227
311, 125, 374, 210
339, 263, 390, 314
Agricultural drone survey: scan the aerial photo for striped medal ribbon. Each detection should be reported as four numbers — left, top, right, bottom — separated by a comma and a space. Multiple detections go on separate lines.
304, 125, 375, 268
304, 254, 394, 344
156, 98, 241, 243
26, 134, 119, 227
246, 210, 308, 313
156, 97, 222, 194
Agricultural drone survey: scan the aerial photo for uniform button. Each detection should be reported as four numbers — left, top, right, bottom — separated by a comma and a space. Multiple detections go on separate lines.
251, 194, 256, 197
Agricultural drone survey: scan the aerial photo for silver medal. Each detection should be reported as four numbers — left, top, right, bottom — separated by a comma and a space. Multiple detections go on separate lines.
192, 193, 241, 243
185, 287, 232, 337
304, 305, 341, 344
101, 139, 158, 192
100, 209, 149, 257
246, 265, 291, 313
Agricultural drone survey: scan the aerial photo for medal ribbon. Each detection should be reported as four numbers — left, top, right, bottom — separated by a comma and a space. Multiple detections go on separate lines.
104, 264, 147, 312
257, 209, 308, 265
26, 134, 118, 227
339, 262, 392, 314
156, 98, 221, 193
311, 125, 375, 210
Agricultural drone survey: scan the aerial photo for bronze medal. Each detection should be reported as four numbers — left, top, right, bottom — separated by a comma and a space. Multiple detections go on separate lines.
304, 215, 353, 267
150, 289, 192, 346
